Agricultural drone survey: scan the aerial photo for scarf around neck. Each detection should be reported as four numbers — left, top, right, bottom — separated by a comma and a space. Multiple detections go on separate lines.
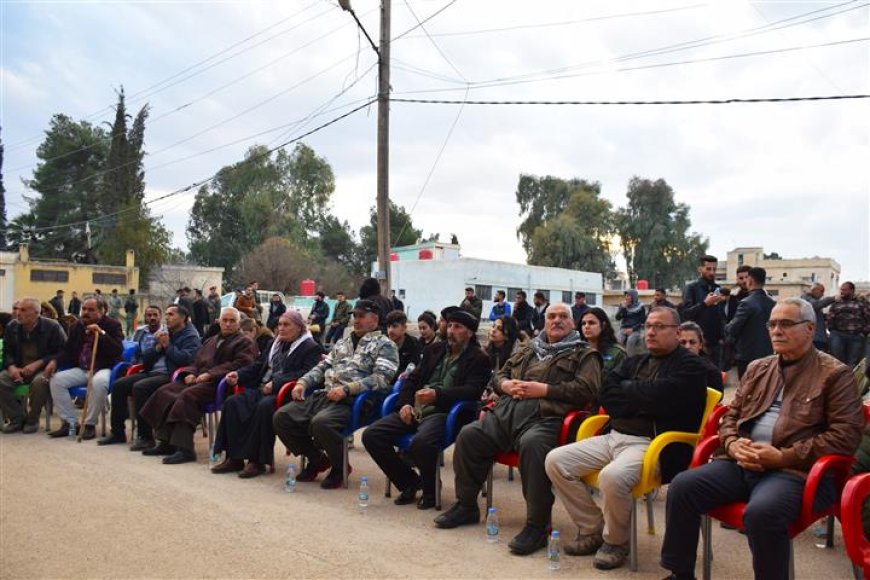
530, 329, 586, 361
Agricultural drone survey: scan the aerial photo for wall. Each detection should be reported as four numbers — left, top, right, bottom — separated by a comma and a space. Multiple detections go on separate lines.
147, 265, 225, 305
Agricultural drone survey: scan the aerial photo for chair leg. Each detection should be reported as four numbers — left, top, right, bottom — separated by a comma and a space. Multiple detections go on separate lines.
127, 398, 137, 442
46, 400, 52, 431
486, 467, 494, 510
207, 412, 216, 458
435, 451, 443, 511
702, 515, 713, 580
385, 478, 392, 498
788, 540, 795, 580
853, 564, 863, 580
646, 492, 655, 534
507, 466, 514, 482
824, 514, 835, 548
342, 438, 350, 489
629, 500, 638, 572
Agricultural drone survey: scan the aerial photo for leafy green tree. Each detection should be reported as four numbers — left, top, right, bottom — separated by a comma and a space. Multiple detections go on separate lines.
358, 201, 422, 274
616, 177, 708, 290
515, 174, 602, 254
279, 143, 336, 230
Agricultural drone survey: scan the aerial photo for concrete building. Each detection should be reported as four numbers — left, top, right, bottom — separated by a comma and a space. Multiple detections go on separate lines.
388, 242, 602, 320
0, 244, 139, 311
714, 246, 841, 299
146, 264, 224, 305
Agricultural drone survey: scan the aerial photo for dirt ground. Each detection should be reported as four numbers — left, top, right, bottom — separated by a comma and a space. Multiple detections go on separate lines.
0, 415, 857, 579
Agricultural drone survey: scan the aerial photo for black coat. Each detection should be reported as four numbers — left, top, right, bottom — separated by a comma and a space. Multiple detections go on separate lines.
724, 289, 775, 363
599, 345, 708, 482
680, 278, 724, 345
3, 317, 66, 369
396, 339, 491, 414
55, 315, 125, 372
236, 337, 323, 390
513, 301, 535, 334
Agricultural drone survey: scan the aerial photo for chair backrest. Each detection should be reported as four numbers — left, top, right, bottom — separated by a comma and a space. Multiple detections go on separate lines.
698, 388, 723, 437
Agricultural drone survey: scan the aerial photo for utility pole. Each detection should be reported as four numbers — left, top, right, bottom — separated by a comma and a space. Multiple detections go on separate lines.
339, 0, 391, 296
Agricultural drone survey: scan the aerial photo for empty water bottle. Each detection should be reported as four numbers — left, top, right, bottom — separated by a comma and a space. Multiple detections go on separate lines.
208, 445, 220, 465
284, 463, 297, 493
547, 530, 561, 571
485, 507, 499, 543
68, 421, 76, 440
358, 476, 370, 511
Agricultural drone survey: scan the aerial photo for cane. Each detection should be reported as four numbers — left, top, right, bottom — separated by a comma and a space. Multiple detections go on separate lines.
76, 328, 102, 443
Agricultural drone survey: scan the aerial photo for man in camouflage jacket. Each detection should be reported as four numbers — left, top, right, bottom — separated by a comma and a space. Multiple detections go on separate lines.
273, 299, 399, 489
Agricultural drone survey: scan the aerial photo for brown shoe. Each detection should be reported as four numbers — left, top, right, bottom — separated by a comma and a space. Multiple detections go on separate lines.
238, 462, 266, 479
211, 457, 244, 474
81, 425, 97, 440
564, 531, 604, 556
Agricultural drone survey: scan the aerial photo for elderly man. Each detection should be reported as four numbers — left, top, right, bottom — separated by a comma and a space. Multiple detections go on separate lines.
98, 305, 201, 447
724, 266, 776, 379
363, 309, 491, 509
47, 298, 124, 440
545, 306, 708, 570
661, 298, 864, 580
435, 303, 601, 556
140, 307, 257, 464
273, 299, 399, 489
0, 297, 66, 434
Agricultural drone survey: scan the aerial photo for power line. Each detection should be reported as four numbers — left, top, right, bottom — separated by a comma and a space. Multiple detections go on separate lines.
402, 0, 467, 82
390, 93, 870, 106
392, 0, 459, 41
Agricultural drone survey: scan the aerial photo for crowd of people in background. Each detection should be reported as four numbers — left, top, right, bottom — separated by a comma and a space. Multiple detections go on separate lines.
0, 259, 868, 576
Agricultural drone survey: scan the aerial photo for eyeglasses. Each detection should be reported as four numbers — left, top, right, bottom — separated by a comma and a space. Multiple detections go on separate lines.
765, 319, 810, 330
641, 323, 679, 332
680, 339, 700, 346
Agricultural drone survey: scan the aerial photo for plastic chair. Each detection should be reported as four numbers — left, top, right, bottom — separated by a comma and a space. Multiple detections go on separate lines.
574, 387, 722, 571
64, 361, 131, 436
201, 377, 232, 457
121, 364, 145, 440
841, 472, 870, 579
380, 390, 479, 510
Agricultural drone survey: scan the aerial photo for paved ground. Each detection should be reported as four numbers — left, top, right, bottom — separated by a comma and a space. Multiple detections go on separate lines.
0, 415, 857, 580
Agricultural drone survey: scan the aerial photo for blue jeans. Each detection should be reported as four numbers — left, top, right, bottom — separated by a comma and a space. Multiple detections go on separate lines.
829, 330, 866, 367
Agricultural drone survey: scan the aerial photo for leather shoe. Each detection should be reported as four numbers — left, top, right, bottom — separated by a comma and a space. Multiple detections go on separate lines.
22, 422, 39, 434
211, 458, 244, 474
2, 421, 24, 434
81, 425, 96, 440
142, 441, 175, 456
394, 481, 421, 505
97, 433, 126, 446
163, 449, 197, 464
320, 466, 349, 489
508, 524, 549, 555
296, 454, 331, 482
130, 438, 155, 452
416, 495, 436, 510
238, 463, 266, 479
434, 502, 480, 528
48, 422, 76, 438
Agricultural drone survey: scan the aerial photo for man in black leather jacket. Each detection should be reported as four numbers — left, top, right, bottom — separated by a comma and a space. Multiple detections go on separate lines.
724, 267, 776, 378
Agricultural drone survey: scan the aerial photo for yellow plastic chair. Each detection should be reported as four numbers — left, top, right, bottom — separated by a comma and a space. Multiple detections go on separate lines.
574, 387, 722, 572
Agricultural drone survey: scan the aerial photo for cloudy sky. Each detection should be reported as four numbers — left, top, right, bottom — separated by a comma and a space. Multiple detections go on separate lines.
2, 0, 868, 283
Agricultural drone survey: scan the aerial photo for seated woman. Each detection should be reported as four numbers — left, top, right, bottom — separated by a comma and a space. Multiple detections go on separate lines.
416, 311, 438, 347
211, 311, 323, 478
579, 307, 626, 379
678, 321, 724, 392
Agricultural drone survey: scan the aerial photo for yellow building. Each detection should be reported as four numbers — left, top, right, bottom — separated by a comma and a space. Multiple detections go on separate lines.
0, 244, 139, 310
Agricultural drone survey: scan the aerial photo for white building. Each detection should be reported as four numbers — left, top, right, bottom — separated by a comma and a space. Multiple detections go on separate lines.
389, 242, 602, 320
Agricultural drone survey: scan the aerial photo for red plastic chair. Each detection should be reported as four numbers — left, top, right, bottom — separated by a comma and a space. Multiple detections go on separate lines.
700, 404, 727, 441
692, 434, 856, 580
124, 363, 145, 440
841, 472, 870, 579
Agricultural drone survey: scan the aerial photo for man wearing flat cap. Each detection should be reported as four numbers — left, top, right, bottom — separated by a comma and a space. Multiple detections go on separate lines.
435, 303, 601, 557
273, 299, 399, 489
363, 309, 491, 509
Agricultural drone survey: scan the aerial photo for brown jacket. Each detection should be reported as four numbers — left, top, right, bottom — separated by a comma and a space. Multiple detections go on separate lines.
234, 293, 256, 317
718, 348, 863, 477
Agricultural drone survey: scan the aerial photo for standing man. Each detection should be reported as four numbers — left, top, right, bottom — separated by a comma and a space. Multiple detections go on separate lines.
827, 281, 870, 367
325, 291, 351, 347
459, 287, 483, 321
108, 289, 123, 321
49, 290, 66, 319
390, 290, 405, 314
649, 288, 675, 311
724, 267, 776, 379
680, 255, 727, 367
571, 292, 590, 330
98, 305, 201, 446
273, 300, 399, 489
489, 290, 512, 321
191, 289, 211, 337
123, 289, 139, 338
308, 291, 330, 345
435, 304, 601, 556
532, 291, 550, 336
0, 297, 66, 433
513, 290, 535, 335
46, 298, 124, 439
140, 307, 256, 464
206, 286, 222, 325
802, 282, 835, 351
68, 291, 82, 318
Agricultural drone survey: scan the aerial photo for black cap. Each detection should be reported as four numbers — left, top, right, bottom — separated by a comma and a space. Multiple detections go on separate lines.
447, 309, 479, 333
353, 299, 382, 319
440, 305, 461, 319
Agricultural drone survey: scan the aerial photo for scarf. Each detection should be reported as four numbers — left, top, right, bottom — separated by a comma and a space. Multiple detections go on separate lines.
262, 331, 313, 385
530, 329, 587, 361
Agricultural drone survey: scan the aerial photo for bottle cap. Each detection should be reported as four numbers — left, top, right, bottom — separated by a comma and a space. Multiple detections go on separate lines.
361, 476, 368, 482
551, 530, 560, 537
487, 507, 496, 513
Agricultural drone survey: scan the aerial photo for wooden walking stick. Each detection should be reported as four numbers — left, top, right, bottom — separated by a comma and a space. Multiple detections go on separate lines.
76, 328, 102, 443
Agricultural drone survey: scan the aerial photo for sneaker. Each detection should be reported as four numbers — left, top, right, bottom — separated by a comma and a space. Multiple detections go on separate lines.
320, 466, 350, 489
296, 454, 331, 482
593, 542, 630, 570
508, 524, 549, 556
564, 531, 604, 556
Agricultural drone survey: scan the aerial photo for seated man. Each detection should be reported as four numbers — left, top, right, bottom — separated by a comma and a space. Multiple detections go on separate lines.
97, 305, 201, 447
139, 307, 257, 464
0, 297, 66, 433
545, 306, 707, 570
435, 303, 601, 556
363, 309, 490, 509
385, 310, 421, 379
273, 300, 398, 489
47, 298, 124, 440
661, 298, 864, 580
128, 305, 164, 361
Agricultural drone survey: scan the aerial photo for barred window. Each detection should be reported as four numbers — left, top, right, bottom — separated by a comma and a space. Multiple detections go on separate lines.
30, 269, 69, 283
93, 273, 127, 286
474, 285, 492, 301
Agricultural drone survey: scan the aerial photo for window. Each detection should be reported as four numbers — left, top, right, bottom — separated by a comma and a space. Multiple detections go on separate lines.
474, 285, 492, 301
782, 272, 788, 278
586, 293, 597, 305
535, 289, 550, 302
715, 273, 726, 281
93, 273, 127, 286
0, 269, 5, 276
737, 254, 744, 267
768, 289, 779, 297
399, 289, 406, 299
30, 269, 69, 283
561, 291, 572, 303
507, 287, 522, 302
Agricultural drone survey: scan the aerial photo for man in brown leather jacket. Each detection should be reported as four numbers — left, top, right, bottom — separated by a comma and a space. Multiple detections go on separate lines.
661, 297, 863, 580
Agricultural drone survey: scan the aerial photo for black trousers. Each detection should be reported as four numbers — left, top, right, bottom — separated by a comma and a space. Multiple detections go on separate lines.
272, 391, 352, 469
362, 412, 446, 497
214, 390, 278, 466
661, 459, 834, 580
111, 372, 168, 439
452, 414, 560, 527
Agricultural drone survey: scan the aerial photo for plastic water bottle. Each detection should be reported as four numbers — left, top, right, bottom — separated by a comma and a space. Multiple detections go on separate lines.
485, 507, 499, 543
67, 421, 76, 440
547, 530, 561, 571
358, 476, 370, 511
284, 463, 297, 493
208, 445, 220, 465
